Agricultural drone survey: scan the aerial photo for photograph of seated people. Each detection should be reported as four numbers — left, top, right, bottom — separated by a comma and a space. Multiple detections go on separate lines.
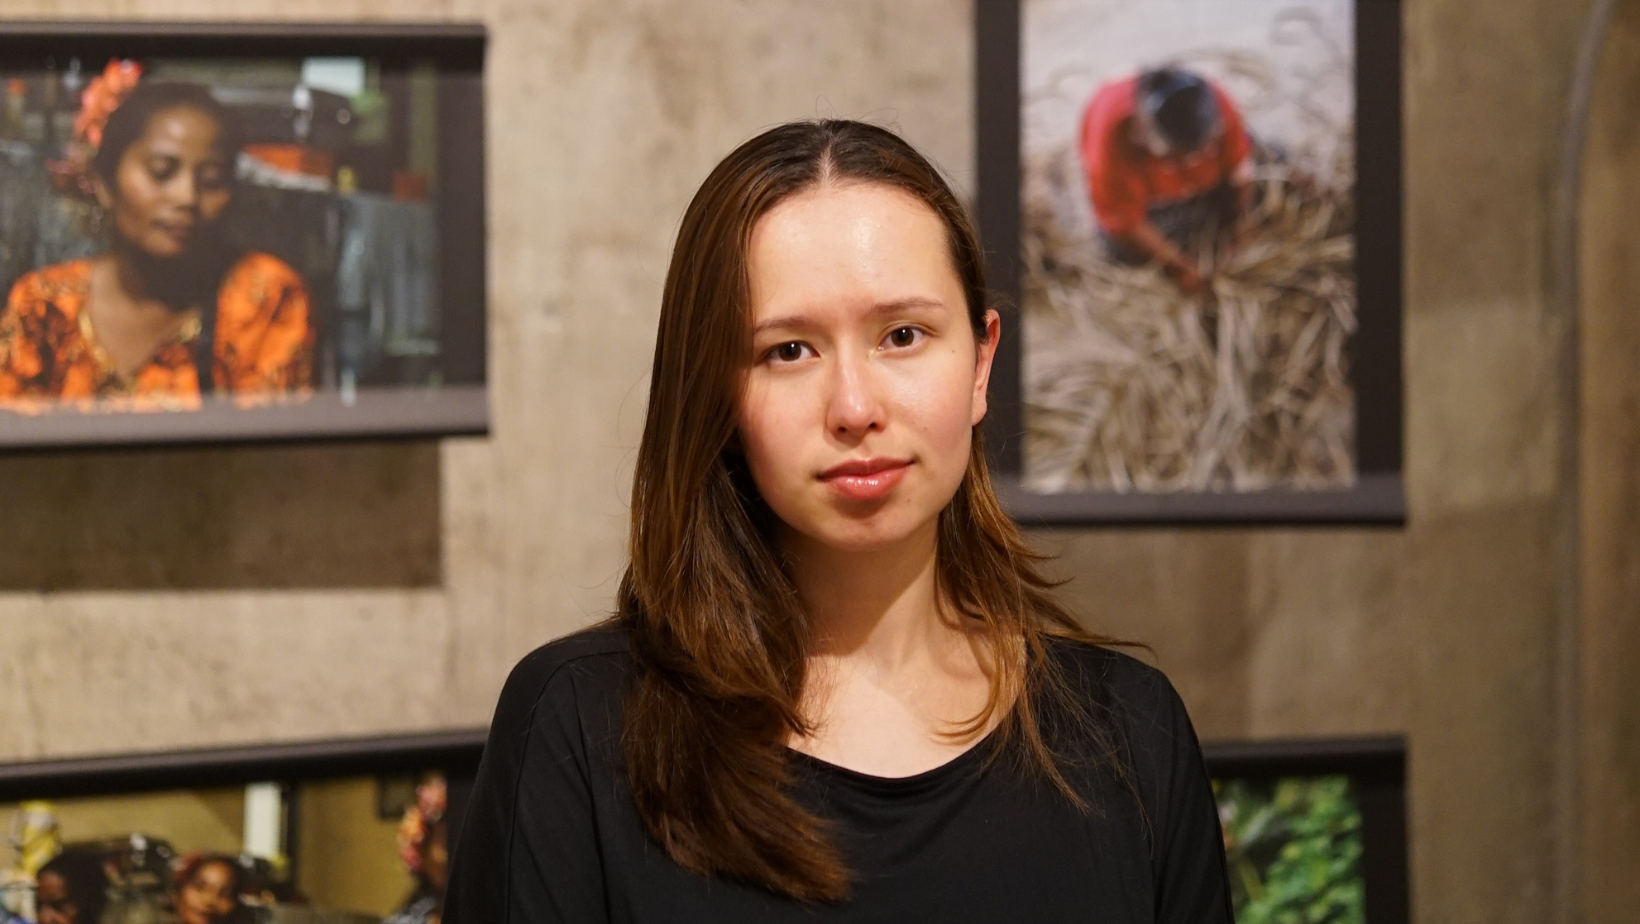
0, 769, 461, 924
446, 120, 1232, 923
0, 75, 314, 412
1080, 66, 1254, 294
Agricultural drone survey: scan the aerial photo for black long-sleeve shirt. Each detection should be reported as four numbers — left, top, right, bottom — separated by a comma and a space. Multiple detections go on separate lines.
446, 625, 1233, 923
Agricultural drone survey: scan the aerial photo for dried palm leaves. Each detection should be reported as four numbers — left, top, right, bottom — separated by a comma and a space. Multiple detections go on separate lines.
1021, 146, 1356, 494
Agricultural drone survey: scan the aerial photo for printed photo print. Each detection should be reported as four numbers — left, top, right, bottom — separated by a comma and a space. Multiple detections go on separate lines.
0, 50, 476, 427
0, 772, 458, 924
1021, 0, 1356, 494
1216, 775, 1365, 924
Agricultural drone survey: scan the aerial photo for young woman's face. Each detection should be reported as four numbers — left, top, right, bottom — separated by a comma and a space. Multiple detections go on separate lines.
97, 106, 234, 260
176, 860, 238, 924
34, 872, 78, 924
738, 181, 998, 554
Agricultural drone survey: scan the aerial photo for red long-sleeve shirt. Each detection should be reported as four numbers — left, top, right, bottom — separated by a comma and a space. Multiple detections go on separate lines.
1079, 74, 1252, 238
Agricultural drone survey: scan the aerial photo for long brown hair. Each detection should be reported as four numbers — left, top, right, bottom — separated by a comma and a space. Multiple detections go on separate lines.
620, 119, 1122, 902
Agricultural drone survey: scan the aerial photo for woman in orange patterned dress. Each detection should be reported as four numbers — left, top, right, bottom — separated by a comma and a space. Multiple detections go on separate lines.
0, 81, 313, 412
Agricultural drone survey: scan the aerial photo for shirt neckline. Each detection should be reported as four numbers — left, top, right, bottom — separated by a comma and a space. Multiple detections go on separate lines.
786, 721, 1004, 796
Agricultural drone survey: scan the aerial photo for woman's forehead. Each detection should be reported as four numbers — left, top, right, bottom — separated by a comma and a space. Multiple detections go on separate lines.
747, 182, 961, 323
133, 106, 225, 154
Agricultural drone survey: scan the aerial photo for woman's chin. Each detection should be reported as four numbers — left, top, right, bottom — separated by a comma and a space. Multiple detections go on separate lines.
789, 512, 936, 557
137, 241, 189, 261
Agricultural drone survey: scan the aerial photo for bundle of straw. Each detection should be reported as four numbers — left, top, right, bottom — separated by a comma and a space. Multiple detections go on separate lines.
1021, 145, 1357, 494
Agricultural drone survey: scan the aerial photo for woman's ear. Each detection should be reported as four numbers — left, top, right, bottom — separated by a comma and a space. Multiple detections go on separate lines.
970, 309, 1001, 426
92, 175, 113, 212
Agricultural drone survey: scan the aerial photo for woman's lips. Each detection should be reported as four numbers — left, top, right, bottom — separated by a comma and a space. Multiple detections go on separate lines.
817, 457, 912, 502
154, 220, 197, 241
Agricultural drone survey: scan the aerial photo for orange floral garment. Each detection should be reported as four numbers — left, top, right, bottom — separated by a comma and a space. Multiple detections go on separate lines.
0, 253, 314, 413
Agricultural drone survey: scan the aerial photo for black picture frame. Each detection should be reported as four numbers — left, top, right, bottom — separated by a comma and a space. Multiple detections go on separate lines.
975, 0, 1405, 526
1203, 735, 1411, 924
0, 728, 486, 804
0, 22, 489, 449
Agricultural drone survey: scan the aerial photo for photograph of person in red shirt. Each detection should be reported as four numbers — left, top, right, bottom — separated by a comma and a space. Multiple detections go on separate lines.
1019, 0, 1357, 497
1080, 67, 1254, 293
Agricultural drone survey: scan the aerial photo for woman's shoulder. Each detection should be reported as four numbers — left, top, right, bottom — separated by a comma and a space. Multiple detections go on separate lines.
1043, 636, 1214, 829
1043, 635, 1194, 735
1045, 634, 1168, 688
222, 252, 309, 299
6, 259, 92, 310
492, 622, 633, 723
228, 250, 302, 279
477, 622, 632, 783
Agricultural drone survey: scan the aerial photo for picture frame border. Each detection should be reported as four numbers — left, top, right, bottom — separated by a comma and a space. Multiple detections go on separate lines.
0, 728, 487, 803
974, 0, 1406, 526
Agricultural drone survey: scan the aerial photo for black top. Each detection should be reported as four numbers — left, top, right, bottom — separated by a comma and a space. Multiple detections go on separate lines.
446, 626, 1233, 924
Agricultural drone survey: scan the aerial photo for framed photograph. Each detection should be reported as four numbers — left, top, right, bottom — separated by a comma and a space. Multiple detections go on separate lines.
0, 729, 485, 923
976, 0, 1403, 524
0, 23, 486, 449
1202, 735, 1409, 924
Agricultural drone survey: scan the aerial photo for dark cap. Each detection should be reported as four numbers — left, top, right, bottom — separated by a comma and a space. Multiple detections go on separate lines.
1137, 67, 1222, 153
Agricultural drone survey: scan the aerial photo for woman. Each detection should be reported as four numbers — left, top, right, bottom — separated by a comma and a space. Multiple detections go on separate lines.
0, 80, 313, 412
385, 777, 450, 924
170, 854, 244, 924
446, 120, 1232, 922
34, 851, 109, 924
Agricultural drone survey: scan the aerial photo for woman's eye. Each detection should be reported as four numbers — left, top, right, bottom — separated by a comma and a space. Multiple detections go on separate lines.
885, 326, 922, 349
145, 157, 180, 182
767, 341, 812, 363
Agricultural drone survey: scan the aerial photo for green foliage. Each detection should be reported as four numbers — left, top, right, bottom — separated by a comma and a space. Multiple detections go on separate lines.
1214, 775, 1364, 924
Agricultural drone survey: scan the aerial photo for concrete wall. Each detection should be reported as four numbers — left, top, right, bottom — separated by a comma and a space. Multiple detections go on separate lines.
2, 0, 1633, 922
1577, 3, 1640, 920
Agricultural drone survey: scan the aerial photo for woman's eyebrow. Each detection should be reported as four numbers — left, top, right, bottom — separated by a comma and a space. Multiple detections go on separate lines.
870, 297, 945, 316
752, 298, 946, 336
752, 314, 814, 336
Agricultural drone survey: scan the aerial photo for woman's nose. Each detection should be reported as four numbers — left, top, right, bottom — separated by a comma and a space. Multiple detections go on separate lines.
825, 350, 886, 438
170, 171, 200, 207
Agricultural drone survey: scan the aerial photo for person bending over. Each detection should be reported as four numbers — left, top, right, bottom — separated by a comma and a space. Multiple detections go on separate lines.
1081, 66, 1254, 293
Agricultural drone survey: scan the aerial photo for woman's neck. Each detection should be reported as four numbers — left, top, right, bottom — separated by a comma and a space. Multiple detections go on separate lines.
782, 522, 998, 773
106, 242, 219, 313
783, 521, 947, 670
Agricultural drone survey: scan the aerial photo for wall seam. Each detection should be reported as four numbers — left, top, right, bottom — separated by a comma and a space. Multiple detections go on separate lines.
1550, 3, 1617, 923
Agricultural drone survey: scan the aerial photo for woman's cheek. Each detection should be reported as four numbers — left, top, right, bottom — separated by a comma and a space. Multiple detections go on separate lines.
200, 189, 232, 223
754, 396, 812, 494
896, 362, 971, 444
917, 367, 979, 488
